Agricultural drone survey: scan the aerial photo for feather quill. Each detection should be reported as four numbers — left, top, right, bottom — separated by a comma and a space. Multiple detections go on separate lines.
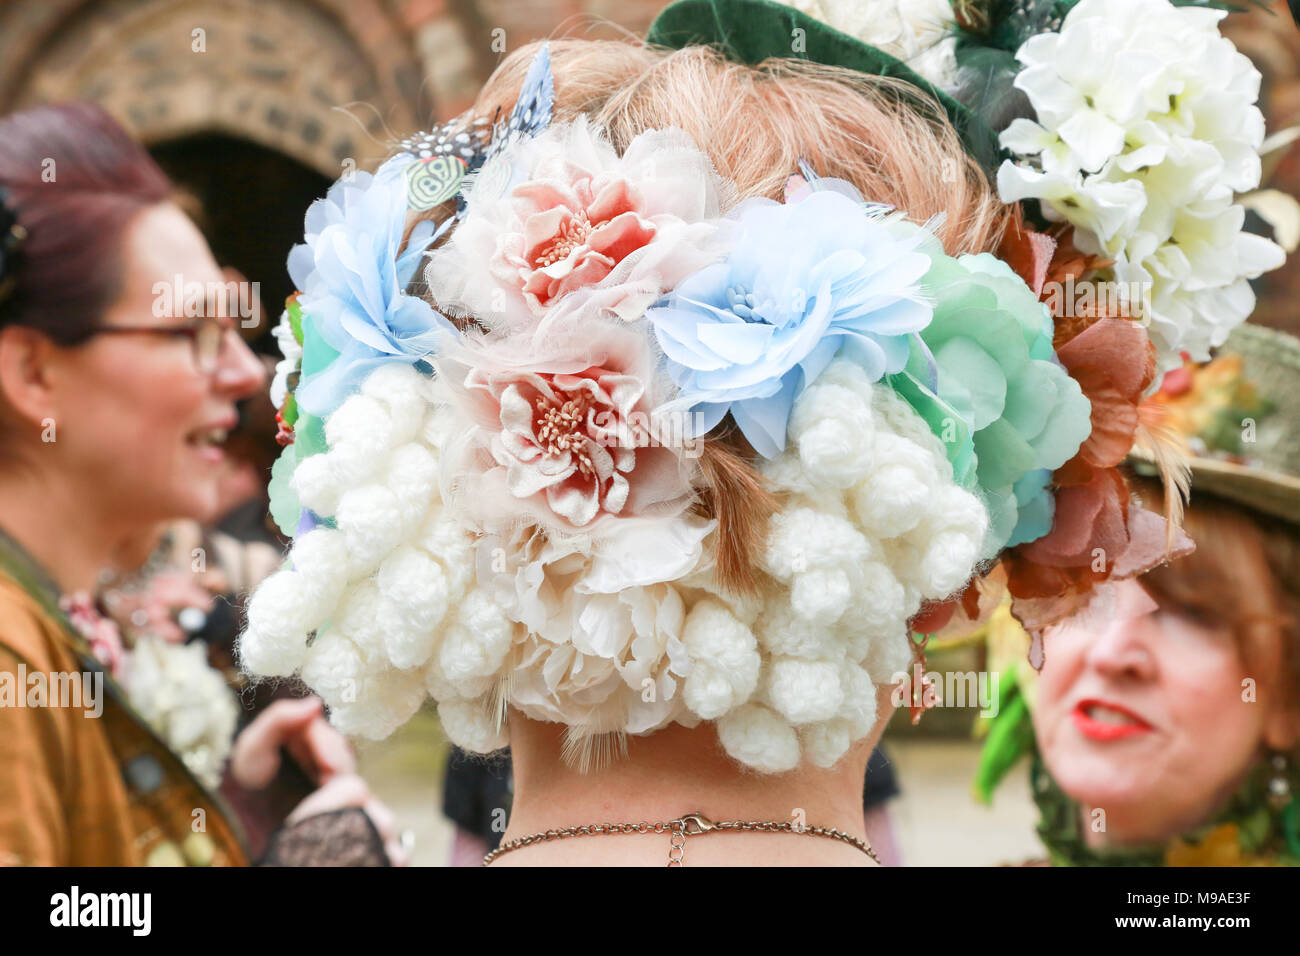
561, 725, 629, 775
488, 671, 514, 736
1132, 402, 1192, 552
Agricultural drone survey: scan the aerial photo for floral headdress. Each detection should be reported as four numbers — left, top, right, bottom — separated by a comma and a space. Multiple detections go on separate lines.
241, 0, 1287, 773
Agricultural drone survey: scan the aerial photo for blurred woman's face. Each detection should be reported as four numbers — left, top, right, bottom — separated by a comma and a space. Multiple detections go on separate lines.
47, 203, 264, 524
1034, 577, 1267, 847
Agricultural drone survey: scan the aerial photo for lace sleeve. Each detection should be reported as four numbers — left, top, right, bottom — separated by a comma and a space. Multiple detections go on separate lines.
259, 807, 391, 867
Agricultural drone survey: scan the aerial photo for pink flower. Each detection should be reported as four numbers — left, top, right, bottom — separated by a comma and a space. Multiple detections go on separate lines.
60, 592, 126, 680
436, 319, 695, 536
503, 178, 658, 314
426, 119, 731, 331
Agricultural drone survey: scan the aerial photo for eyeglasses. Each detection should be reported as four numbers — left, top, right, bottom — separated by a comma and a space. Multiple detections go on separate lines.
90, 317, 236, 374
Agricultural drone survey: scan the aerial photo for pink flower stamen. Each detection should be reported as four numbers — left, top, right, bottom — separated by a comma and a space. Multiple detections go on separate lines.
534, 211, 596, 268
534, 391, 596, 477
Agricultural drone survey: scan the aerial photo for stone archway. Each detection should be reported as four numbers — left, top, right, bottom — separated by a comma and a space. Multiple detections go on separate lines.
0, 0, 437, 179
150, 132, 332, 313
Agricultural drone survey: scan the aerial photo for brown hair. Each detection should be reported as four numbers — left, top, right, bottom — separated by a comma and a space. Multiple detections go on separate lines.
1134, 476, 1300, 711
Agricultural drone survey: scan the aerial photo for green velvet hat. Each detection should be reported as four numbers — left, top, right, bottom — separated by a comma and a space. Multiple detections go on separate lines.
646, 0, 1002, 169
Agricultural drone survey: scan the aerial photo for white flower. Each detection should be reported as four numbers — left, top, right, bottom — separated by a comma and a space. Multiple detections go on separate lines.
124, 636, 239, 789
997, 0, 1285, 368
270, 307, 302, 410
775, 0, 959, 90
480, 515, 712, 734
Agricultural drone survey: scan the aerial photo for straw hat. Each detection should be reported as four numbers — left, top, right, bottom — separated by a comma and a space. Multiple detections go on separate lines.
1135, 323, 1300, 526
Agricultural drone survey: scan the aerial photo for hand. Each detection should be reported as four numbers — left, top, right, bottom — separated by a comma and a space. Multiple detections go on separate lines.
230, 696, 355, 789
104, 568, 220, 644
286, 773, 410, 866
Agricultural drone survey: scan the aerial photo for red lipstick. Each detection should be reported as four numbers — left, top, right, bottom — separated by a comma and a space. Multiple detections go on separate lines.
1071, 698, 1153, 741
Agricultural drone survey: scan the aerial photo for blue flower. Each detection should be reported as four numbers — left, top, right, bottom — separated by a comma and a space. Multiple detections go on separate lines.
645, 190, 933, 458
288, 155, 456, 417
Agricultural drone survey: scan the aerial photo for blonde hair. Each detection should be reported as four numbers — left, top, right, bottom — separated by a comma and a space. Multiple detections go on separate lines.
470, 38, 1013, 256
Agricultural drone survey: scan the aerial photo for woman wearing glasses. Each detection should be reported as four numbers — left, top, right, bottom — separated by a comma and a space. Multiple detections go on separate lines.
0, 102, 402, 866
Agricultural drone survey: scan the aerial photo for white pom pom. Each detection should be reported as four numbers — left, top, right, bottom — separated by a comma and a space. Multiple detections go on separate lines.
438, 596, 516, 682
384, 442, 440, 527
290, 452, 343, 518
360, 364, 428, 446
422, 652, 494, 702
716, 704, 800, 773
327, 666, 426, 739
760, 452, 814, 495
288, 528, 351, 609
755, 600, 836, 659
851, 434, 940, 539
761, 507, 819, 581
335, 483, 406, 573
238, 626, 305, 680
319, 395, 394, 492
763, 508, 871, 581
437, 699, 508, 753
300, 631, 365, 709
799, 719, 853, 768
417, 513, 475, 595
907, 486, 987, 598
458, 590, 515, 667
919, 528, 981, 597
366, 566, 441, 670
860, 631, 914, 686
766, 658, 844, 725
791, 567, 851, 625
814, 358, 879, 404
680, 599, 760, 720
333, 580, 388, 662
240, 570, 313, 677
377, 545, 450, 635
381, 612, 438, 671
847, 562, 907, 639
423, 654, 457, 700
324, 394, 392, 453
788, 383, 875, 488
870, 377, 952, 472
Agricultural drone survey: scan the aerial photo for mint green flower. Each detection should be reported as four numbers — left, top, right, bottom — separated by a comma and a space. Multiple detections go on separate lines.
887, 236, 1092, 558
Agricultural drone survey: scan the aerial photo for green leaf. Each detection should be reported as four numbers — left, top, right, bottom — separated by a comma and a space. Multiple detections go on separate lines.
268, 444, 301, 537
973, 691, 1034, 804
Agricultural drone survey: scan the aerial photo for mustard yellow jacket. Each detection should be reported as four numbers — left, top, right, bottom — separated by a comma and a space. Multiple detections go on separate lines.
0, 534, 246, 866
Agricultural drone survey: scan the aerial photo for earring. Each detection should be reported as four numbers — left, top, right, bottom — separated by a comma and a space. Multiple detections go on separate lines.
1267, 752, 1293, 811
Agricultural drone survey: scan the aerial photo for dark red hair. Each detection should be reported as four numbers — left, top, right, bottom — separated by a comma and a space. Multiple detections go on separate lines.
0, 101, 172, 344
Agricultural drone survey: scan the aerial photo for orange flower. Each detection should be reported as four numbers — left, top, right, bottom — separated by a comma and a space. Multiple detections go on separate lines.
993, 224, 1185, 628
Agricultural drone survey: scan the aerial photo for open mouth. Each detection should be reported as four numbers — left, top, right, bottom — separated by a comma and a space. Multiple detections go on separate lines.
185, 424, 231, 462
1071, 699, 1153, 741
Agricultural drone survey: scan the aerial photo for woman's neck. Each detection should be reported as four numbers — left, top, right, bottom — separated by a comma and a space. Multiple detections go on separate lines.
497, 697, 891, 866
0, 461, 123, 595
